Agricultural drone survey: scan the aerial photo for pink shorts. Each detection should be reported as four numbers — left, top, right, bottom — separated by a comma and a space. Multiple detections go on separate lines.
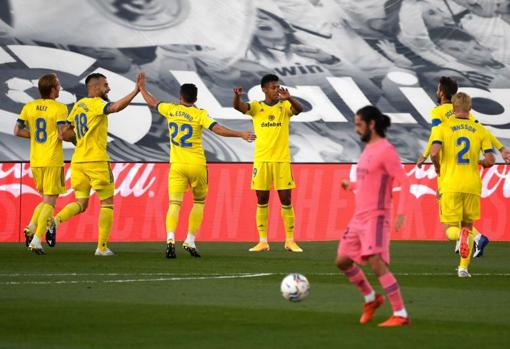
337, 212, 391, 265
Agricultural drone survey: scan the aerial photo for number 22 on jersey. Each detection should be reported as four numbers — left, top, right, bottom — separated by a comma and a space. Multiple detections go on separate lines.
169, 122, 193, 148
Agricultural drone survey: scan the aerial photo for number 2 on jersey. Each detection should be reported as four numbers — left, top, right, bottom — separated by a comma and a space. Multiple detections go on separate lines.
457, 137, 470, 164
168, 122, 193, 148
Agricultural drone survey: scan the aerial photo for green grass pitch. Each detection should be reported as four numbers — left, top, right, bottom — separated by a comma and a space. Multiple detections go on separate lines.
1, 241, 509, 349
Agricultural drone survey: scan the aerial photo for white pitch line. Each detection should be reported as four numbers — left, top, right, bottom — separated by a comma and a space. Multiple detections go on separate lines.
0, 273, 273, 286
1, 272, 510, 280
0, 272, 254, 277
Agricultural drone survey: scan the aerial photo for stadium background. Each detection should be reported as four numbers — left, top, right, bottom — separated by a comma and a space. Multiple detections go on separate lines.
1, 0, 510, 242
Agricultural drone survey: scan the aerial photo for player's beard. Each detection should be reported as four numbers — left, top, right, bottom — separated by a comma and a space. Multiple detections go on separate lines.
101, 92, 110, 102
436, 93, 441, 104
359, 129, 371, 143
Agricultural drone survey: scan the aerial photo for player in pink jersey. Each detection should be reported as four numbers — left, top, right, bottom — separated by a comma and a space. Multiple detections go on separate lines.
336, 105, 410, 327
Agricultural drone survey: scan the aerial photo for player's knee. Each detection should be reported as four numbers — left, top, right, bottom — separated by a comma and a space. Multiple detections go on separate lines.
336, 255, 353, 270
101, 198, 114, 208
78, 199, 89, 212
367, 255, 387, 277
277, 190, 291, 206
192, 194, 206, 204
280, 198, 291, 206
256, 191, 269, 205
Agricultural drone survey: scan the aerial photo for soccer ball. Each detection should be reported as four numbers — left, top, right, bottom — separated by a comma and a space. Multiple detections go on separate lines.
280, 273, 310, 302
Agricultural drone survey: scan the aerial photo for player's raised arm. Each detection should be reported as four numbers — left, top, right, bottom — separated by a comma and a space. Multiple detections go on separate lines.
210, 123, 256, 142
137, 71, 160, 109
232, 87, 250, 114
278, 87, 303, 115
105, 72, 142, 114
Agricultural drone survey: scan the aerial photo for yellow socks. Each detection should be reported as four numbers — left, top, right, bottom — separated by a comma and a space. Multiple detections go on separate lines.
281, 204, 295, 241
459, 228, 474, 270
446, 226, 460, 241
28, 202, 45, 232
166, 193, 183, 239
35, 203, 54, 239
256, 204, 269, 242
55, 202, 82, 225
188, 199, 205, 235
97, 204, 113, 251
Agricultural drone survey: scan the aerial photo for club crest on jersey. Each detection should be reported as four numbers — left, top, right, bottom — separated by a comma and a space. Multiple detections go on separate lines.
268, 115, 275, 121
90, 0, 190, 30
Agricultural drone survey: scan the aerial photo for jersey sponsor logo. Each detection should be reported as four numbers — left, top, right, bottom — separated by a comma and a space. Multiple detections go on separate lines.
268, 115, 275, 121
260, 121, 282, 128
90, 0, 190, 31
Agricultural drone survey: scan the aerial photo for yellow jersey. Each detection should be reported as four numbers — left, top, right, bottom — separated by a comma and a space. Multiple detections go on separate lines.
423, 103, 502, 157
68, 97, 111, 163
431, 117, 493, 195
246, 100, 294, 162
18, 99, 67, 167
157, 102, 217, 165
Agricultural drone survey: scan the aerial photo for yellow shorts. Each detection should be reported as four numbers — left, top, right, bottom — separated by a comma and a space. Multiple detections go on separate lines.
31, 166, 66, 195
71, 162, 114, 200
439, 192, 480, 224
251, 162, 296, 191
169, 163, 208, 198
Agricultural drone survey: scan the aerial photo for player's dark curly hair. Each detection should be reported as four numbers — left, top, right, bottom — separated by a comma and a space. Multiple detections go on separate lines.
180, 83, 198, 103
260, 74, 279, 87
438, 76, 458, 101
356, 105, 391, 137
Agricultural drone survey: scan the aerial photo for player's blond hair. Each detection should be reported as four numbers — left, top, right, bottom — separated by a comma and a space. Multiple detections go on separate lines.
452, 92, 472, 113
38, 73, 58, 99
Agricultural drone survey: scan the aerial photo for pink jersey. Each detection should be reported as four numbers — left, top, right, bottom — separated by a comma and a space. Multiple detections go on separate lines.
353, 138, 409, 217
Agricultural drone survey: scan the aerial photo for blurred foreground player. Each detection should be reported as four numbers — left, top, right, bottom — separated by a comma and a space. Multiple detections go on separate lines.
337, 106, 410, 327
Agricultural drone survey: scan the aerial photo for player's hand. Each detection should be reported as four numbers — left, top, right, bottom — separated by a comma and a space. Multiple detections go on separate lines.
394, 214, 405, 232
341, 179, 350, 191
500, 147, 510, 163
278, 87, 291, 100
241, 131, 256, 142
233, 87, 243, 96
416, 155, 426, 169
136, 72, 145, 91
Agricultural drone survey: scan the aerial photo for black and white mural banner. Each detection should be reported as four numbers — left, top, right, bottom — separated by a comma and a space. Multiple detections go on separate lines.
1, 0, 510, 162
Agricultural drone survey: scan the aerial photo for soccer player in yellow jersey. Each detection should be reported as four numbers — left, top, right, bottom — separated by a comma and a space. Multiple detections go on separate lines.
417, 76, 510, 258
233, 74, 304, 252
430, 92, 495, 277
137, 72, 255, 258
48, 72, 142, 256
14, 73, 68, 255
